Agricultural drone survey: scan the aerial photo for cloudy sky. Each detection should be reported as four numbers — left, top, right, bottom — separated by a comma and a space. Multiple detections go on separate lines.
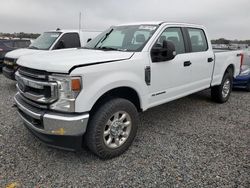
0, 0, 249, 40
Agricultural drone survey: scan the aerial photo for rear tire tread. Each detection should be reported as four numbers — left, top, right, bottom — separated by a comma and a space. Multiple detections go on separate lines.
211, 70, 233, 103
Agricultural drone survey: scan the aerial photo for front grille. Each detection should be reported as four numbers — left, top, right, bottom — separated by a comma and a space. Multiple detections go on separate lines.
16, 67, 58, 106
17, 91, 48, 109
19, 66, 49, 81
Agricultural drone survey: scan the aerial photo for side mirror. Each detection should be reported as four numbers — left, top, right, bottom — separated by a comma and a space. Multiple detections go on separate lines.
87, 38, 92, 43
151, 40, 176, 62
56, 40, 65, 49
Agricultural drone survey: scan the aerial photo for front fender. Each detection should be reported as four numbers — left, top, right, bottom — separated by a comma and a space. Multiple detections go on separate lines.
74, 70, 147, 113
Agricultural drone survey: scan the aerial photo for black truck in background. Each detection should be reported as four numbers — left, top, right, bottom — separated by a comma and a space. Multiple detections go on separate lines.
0, 39, 31, 71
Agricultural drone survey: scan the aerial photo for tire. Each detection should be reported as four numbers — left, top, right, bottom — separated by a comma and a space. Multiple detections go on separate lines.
84, 98, 139, 159
211, 71, 233, 103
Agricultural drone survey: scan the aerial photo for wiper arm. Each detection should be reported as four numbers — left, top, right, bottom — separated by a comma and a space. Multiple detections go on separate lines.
98, 46, 127, 52
98, 46, 118, 51
94, 29, 114, 48
28, 46, 39, 49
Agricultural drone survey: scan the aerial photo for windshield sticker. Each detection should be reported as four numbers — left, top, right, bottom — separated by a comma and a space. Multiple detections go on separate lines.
50, 34, 60, 38
139, 26, 157, 31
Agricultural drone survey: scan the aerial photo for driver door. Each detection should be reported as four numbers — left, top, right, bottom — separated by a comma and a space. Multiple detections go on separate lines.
148, 27, 193, 107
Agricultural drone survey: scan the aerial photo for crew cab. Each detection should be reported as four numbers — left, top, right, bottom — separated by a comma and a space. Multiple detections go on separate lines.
2, 29, 100, 79
14, 22, 243, 159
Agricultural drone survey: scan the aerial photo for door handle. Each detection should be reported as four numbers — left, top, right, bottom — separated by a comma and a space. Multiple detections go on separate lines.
208, 57, 214, 63
184, 61, 192, 67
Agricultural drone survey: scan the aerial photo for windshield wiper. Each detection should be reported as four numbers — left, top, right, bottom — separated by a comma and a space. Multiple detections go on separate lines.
94, 29, 114, 48
98, 46, 118, 51
98, 46, 127, 52
28, 46, 39, 50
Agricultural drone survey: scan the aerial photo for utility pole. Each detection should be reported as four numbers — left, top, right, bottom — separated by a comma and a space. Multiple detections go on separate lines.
79, 12, 82, 32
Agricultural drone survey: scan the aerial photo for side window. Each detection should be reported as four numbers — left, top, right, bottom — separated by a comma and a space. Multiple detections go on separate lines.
187, 28, 208, 52
155, 27, 185, 54
56, 33, 81, 49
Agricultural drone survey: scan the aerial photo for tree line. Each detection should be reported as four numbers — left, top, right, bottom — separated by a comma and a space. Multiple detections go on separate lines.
0, 32, 249, 46
211, 38, 250, 45
0, 32, 40, 39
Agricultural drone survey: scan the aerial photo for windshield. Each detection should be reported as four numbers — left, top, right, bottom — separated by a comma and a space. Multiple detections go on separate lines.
84, 25, 158, 52
29, 32, 61, 50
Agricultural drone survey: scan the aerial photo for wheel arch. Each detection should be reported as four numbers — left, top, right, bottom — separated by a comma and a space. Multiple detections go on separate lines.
90, 86, 143, 115
225, 64, 235, 76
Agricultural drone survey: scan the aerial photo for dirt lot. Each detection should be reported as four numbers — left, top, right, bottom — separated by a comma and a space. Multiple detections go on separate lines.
0, 73, 249, 187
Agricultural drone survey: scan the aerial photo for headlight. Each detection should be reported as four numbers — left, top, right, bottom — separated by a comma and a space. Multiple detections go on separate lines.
4, 58, 17, 66
49, 74, 82, 112
240, 65, 250, 76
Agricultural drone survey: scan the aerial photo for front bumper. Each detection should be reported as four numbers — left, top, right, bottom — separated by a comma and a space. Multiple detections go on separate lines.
14, 92, 89, 151
2, 66, 16, 80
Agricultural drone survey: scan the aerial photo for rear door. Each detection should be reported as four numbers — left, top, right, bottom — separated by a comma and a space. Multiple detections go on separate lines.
185, 28, 214, 89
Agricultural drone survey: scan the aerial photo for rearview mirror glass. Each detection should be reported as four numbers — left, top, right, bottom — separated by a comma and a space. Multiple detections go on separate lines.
151, 40, 176, 62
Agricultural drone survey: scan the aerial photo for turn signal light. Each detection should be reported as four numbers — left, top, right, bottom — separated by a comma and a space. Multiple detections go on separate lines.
71, 78, 81, 91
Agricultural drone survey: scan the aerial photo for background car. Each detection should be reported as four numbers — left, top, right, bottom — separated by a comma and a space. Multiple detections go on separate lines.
233, 50, 250, 91
0, 39, 31, 70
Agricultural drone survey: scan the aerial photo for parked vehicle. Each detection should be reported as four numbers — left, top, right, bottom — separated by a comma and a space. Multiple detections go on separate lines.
0, 39, 31, 70
14, 22, 243, 159
233, 50, 250, 91
2, 29, 100, 79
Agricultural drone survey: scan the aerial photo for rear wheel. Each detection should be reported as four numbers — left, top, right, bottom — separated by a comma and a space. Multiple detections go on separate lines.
211, 72, 233, 103
84, 98, 139, 159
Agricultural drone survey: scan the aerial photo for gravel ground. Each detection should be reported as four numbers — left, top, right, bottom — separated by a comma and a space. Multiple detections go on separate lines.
0, 73, 249, 188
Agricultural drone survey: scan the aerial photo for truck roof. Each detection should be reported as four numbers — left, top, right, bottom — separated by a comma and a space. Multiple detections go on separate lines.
47, 29, 101, 33
116, 21, 205, 29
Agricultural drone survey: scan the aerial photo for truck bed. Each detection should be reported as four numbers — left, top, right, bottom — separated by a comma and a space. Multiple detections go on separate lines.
211, 50, 242, 86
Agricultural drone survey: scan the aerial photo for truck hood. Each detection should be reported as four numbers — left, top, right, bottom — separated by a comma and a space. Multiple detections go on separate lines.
5, 48, 42, 59
17, 49, 134, 73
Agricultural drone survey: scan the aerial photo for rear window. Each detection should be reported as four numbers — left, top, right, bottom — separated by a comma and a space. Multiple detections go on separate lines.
0, 40, 14, 48
0, 40, 30, 48
187, 28, 208, 52
14, 40, 31, 48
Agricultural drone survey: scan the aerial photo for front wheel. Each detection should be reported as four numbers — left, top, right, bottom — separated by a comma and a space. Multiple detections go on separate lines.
84, 98, 139, 159
211, 72, 233, 103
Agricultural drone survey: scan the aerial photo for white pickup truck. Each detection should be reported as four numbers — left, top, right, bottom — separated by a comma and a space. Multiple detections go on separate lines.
14, 22, 243, 159
2, 29, 100, 80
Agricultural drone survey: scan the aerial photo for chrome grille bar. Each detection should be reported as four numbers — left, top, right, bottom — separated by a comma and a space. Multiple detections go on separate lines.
15, 71, 58, 104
